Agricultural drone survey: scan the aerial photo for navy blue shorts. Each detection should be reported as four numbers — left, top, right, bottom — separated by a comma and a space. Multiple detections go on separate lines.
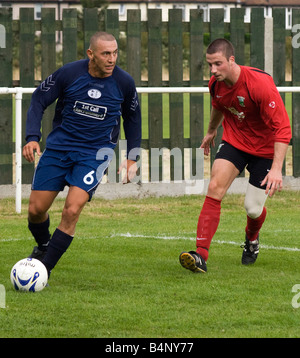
215, 141, 273, 189
32, 148, 113, 200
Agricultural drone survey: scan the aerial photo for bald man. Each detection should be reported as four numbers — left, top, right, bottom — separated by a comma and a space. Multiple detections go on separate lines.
23, 32, 141, 278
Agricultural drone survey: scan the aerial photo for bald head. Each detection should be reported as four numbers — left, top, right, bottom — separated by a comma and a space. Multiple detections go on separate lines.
89, 32, 116, 51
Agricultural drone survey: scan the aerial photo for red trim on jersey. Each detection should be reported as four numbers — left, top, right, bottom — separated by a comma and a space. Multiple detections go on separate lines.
209, 66, 292, 159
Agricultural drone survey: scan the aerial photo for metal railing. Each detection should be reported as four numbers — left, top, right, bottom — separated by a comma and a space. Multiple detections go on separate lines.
0, 86, 299, 213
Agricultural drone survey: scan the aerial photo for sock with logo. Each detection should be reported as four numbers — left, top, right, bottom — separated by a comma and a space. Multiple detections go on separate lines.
28, 216, 51, 252
196, 196, 221, 262
245, 207, 267, 241
42, 228, 74, 273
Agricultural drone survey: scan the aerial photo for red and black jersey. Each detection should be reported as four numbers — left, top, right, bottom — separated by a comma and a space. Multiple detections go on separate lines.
209, 66, 292, 159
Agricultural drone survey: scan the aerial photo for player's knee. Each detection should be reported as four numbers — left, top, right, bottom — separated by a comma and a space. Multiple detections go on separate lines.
244, 200, 264, 219
244, 183, 267, 219
61, 205, 81, 223
28, 202, 47, 221
207, 180, 226, 201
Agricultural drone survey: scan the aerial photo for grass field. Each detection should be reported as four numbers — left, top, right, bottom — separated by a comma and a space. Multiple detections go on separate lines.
0, 190, 299, 338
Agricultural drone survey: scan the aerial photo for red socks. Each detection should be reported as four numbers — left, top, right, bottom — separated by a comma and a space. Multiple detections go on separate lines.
196, 196, 221, 262
195, 197, 267, 262
245, 207, 267, 241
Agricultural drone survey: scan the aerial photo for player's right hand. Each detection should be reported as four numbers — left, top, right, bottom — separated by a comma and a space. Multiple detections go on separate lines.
200, 131, 217, 156
22, 141, 41, 163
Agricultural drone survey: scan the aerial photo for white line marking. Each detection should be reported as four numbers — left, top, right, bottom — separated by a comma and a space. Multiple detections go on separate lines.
112, 233, 300, 252
0, 237, 32, 243
1, 233, 299, 252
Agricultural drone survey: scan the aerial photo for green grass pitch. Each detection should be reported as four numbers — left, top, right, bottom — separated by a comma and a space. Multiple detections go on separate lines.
0, 191, 300, 338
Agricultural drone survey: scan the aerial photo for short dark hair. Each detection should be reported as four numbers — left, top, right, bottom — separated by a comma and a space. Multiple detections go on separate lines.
89, 32, 116, 50
206, 38, 235, 60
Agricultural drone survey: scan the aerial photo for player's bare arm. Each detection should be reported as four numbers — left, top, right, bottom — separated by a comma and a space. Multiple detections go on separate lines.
201, 107, 224, 156
23, 141, 41, 163
261, 142, 289, 197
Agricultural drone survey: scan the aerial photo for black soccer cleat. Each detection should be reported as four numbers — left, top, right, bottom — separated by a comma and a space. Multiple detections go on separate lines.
241, 235, 259, 265
28, 246, 51, 279
179, 251, 207, 273
28, 246, 47, 262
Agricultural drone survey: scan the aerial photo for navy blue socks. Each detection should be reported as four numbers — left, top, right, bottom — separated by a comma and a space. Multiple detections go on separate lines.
28, 217, 74, 275
28, 216, 51, 251
42, 228, 74, 273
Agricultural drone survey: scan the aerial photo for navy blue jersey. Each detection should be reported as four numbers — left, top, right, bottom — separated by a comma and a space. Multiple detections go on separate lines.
26, 59, 141, 159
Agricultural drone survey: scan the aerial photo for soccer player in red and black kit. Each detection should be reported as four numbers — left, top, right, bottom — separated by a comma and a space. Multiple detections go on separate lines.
179, 38, 292, 273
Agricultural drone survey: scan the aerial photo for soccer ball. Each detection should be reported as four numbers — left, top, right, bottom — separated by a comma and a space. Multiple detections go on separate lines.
10, 258, 48, 292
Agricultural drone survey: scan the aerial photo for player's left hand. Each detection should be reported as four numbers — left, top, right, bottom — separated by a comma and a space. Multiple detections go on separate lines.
260, 168, 283, 197
117, 159, 138, 184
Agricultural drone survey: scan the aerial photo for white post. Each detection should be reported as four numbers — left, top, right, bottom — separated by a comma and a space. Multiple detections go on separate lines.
264, 17, 273, 77
15, 88, 23, 214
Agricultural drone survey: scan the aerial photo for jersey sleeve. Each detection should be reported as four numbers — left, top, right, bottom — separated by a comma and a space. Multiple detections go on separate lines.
122, 87, 141, 160
25, 67, 65, 143
115, 69, 142, 161
251, 76, 292, 145
208, 76, 222, 112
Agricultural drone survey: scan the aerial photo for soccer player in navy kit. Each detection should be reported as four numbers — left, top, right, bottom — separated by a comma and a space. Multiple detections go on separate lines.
23, 32, 141, 277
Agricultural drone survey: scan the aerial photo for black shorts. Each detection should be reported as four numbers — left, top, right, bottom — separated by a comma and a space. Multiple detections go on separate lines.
215, 141, 273, 189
